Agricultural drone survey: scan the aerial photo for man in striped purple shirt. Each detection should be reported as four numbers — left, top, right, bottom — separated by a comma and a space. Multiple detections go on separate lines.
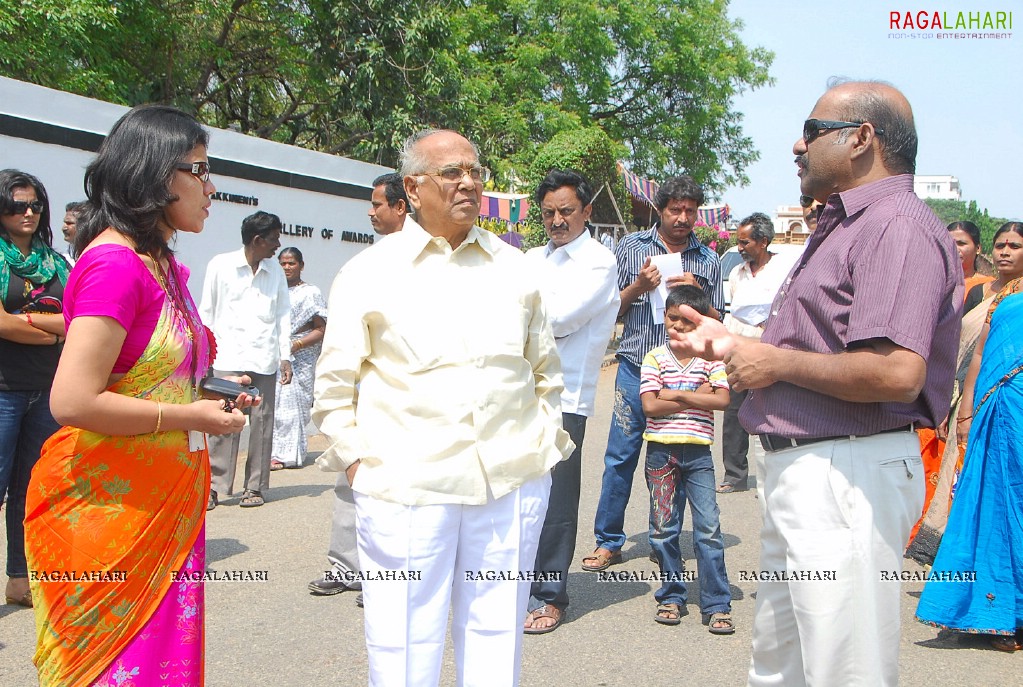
581, 176, 723, 573
668, 80, 962, 687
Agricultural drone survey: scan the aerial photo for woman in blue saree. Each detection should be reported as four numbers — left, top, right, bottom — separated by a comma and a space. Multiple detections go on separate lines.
916, 274, 1023, 651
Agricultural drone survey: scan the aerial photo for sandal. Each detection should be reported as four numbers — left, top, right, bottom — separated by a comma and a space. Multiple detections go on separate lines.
708, 612, 735, 635
523, 604, 563, 635
239, 489, 265, 508
716, 483, 747, 493
5, 579, 33, 608
581, 548, 622, 572
991, 635, 1022, 652
207, 490, 218, 511
655, 603, 682, 625
270, 460, 285, 471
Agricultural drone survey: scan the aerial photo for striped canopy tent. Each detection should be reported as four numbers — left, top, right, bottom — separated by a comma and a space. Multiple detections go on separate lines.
697, 204, 730, 227
617, 162, 729, 227
618, 162, 659, 208
480, 191, 530, 224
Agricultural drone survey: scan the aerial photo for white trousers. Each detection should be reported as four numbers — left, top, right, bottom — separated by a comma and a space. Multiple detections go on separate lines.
747, 431, 924, 687
354, 473, 551, 687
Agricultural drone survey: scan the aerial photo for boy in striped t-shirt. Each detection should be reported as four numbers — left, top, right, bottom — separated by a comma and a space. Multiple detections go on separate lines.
639, 285, 734, 633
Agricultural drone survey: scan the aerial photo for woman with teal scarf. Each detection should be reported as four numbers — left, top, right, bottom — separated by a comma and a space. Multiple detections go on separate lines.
0, 169, 70, 608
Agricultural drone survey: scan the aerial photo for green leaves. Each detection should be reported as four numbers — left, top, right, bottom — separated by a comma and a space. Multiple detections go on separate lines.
1, 0, 771, 195
527, 127, 629, 227
924, 198, 1007, 254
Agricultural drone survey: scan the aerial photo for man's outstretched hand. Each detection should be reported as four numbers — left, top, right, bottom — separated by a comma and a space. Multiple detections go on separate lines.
666, 305, 737, 361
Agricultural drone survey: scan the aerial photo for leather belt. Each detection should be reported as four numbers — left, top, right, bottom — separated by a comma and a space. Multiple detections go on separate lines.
758, 424, 916, 453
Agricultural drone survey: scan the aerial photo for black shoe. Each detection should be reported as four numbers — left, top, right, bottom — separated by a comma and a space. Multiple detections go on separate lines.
308, 577, 349, 596
355, 592, 364, 608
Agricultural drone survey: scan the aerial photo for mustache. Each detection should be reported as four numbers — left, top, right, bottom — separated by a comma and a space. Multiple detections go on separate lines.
796, 154, 808, 167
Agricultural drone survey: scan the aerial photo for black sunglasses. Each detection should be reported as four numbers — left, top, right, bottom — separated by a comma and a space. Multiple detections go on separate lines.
176, 161, 211, 183
803, 119, 885, 144
5, 200, 45, 215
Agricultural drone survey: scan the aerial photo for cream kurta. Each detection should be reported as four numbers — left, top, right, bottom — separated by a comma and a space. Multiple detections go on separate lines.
313, 219, 573, 506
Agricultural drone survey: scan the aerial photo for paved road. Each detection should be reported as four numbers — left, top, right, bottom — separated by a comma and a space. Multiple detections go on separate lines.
1, 364, 1017, 685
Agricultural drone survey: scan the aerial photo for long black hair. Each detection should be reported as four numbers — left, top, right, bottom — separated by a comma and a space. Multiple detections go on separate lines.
75, 105, 209, 257
0, 169, 53, 247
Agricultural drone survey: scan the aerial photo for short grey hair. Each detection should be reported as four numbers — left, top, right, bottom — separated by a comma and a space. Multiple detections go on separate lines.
398, 128, 481, 177
738, 212, 774, 244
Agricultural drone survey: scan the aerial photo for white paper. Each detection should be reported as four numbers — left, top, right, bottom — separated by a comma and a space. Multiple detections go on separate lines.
648, 253, 687, 321
189, 430, 207, 453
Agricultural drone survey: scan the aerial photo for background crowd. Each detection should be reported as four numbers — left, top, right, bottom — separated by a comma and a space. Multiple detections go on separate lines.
1, 77, 1021, 687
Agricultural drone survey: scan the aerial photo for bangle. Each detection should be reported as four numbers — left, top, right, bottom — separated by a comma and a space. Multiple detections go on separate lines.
295, 339, 303, 350
53, 333, 60, 345
956, 415, 972, 423
26, 313, 33, 326
154, 402, 163, 433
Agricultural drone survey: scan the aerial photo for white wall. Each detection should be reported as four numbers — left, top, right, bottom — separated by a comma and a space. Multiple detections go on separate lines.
0, 76, 391, 298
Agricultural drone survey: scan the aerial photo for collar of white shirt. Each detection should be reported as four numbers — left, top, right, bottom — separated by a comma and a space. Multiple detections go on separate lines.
544, 229, 592, 260
398, 218, 499, 262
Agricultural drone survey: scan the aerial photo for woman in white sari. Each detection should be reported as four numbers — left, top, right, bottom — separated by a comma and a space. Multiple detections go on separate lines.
271, 247, 326, 469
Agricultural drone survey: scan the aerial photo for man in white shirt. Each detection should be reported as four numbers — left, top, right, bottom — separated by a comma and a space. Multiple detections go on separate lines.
718, 212, 794, 493
308, 172, 408, 602
522, 170, 619, 634
312, 128, 572, 686
200, 210, 292, 509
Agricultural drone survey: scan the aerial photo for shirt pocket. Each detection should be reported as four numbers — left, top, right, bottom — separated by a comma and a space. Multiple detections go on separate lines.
245, 289, 276, 323
688, 264, 714, 291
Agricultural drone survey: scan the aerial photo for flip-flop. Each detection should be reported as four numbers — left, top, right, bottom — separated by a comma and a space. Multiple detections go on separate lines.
655, 603, 682, 625
239, 490, 265, 507
270, 460, 285, 471
581, 548, 622, 572
523, 604, 563, 635
708, 612, 735, 635
207, 490, 218, 511
716, 483, 747, 493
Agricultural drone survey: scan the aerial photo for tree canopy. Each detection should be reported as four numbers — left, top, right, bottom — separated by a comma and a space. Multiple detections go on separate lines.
923, 198, 1008, 252
526, 127, 630, 225
1, 0, 772, 192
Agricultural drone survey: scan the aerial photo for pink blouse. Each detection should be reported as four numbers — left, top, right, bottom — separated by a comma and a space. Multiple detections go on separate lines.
65, 245, 190, 374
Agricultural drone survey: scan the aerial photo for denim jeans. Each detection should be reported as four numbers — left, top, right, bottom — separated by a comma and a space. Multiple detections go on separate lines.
593, 358, 645, 551
0, 389, 60, 577
645, 441, 731, 614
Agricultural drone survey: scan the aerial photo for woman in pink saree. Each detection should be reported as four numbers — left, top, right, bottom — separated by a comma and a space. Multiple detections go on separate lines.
25, 105, 256, 686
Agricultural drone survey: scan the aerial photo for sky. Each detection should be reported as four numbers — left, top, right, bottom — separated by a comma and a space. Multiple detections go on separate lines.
720, 0, 1022, 221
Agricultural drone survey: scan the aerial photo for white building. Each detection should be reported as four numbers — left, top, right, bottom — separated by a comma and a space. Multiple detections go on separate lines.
773, 205, 811, 243
914, 175, 961, 201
